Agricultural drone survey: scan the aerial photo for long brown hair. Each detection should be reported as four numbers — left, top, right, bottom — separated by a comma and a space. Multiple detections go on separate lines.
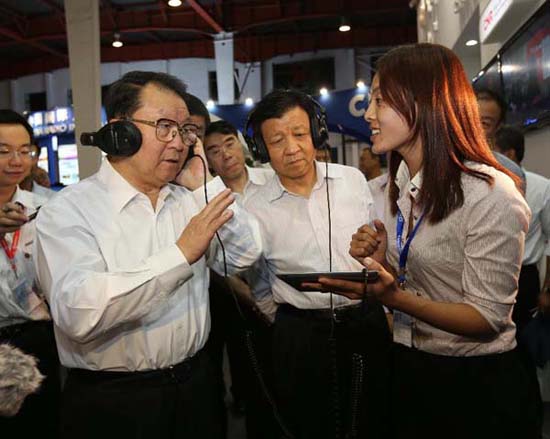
376, 43, 519, 223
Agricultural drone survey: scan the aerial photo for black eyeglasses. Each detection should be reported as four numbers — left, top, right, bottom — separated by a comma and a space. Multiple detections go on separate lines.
125, 118, 199, 143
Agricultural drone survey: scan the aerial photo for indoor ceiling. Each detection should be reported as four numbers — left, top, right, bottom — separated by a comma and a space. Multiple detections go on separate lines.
0, 0, 417, 80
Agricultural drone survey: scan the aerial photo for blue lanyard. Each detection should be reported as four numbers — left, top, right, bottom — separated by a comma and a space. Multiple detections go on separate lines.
396, 209, 425, 287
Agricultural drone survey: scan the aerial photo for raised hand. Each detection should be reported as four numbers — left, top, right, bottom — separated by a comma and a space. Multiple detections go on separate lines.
176, 189, 234, 264
174, 136, 213, 190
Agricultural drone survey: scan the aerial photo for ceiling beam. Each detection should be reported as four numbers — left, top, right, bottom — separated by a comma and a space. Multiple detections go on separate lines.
0, 26, 67, 59
157, 0, 168, 24
102, 0, 118, 29
0, 4, 28, 34
186, 0, 224, 33
36, 0, 64, 13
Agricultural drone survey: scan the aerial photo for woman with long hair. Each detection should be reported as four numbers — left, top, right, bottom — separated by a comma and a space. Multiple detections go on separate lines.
312, 43, 541, 438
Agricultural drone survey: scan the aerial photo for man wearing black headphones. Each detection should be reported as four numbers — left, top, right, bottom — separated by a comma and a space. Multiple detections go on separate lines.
244, 90, 392, 439
33, 71, 262, 439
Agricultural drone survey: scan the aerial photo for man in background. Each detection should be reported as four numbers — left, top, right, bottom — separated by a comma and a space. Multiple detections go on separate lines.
204, 120, 278, 439
19, 144, 56, 200
494, 125, 550, 330
475, 88, 526, 192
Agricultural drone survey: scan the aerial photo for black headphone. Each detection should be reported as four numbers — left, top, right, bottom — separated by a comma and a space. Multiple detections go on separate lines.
80, 120, 142, 156
244, 93, 329, 163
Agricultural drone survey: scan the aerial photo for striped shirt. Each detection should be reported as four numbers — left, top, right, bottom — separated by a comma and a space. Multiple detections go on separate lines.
386, 161, 530, 356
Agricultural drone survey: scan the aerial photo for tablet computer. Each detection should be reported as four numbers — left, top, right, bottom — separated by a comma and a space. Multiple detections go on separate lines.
277, 270, 378, 292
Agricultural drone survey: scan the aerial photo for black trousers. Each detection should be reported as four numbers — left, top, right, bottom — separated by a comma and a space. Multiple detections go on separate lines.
207, 271, 280, 439
0, 320, 61, 437
60, 348, 224, 439
392, 344, 542, 439
513, 264, 540, 332
272, 302, 392, 439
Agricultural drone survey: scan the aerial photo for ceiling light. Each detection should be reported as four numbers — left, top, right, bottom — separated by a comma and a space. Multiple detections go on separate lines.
465, 39, 478, 47
245, 97, 254, 107
339, 17, 351, 32
320, 87, 329, 97
168, 0, 182, 7
206, 100, 215, 110
112, 33, 123, 48
478, 70, 485, 77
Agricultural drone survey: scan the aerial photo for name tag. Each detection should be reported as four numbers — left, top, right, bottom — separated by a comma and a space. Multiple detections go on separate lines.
393, 310, 413, 347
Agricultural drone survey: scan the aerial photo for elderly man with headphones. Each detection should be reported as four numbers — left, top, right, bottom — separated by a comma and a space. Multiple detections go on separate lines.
33, 71, 262, 439
243, 89, 392, 439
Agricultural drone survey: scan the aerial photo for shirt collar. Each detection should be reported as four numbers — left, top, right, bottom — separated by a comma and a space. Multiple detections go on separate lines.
98, 159, 173, 212
246, 165, 266, 186
394, 160, 423, 200
266, 160, 343, 202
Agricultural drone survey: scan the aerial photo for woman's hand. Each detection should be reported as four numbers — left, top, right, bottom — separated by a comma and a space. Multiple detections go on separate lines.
0, 202, 28, 236
349, 220, 387, 264
304, 257, 399, 305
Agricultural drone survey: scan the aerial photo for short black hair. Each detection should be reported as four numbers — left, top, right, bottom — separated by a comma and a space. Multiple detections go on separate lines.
104, 71, 187, 120
205, 120, 238, 139
248, 89, 316, 137
0, 109, 35, 144
495, 125, 525, 163
183, 93, 211, 127
475, 88, 507, 125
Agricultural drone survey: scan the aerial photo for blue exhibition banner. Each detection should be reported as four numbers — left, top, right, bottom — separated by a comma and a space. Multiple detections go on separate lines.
210, 87, 372, 143
28, 107, 108, 138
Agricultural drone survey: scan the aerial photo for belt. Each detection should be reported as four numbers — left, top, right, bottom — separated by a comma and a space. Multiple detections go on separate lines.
68, 347, 207, 384
279, 303, 363, 323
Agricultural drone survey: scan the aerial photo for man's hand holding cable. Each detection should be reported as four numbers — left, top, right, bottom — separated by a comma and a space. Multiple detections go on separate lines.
174, 136, 213, 190
0, 202, 27, 236
176, 189, 234, 264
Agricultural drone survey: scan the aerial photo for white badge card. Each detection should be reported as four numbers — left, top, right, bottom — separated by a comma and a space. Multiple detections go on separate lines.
393, 310, 413, 347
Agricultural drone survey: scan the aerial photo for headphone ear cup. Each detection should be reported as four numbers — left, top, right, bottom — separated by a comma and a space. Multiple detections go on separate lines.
245, 122, 270, 163
253, 133, 270, 163
99, 121, 142, 156
309, 99, 329, 149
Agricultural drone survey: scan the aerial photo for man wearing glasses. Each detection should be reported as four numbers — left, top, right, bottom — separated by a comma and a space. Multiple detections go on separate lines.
0, 109, 60, 436
34, 71, 262, 439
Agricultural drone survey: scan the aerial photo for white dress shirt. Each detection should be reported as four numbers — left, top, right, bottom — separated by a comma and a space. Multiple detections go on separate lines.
386, 161, 530, 356
238, 165, 274, 204
0, 188, 49, 328
244, 161, 374, 310
32, 182, 57, 200
523, 170, 550, 265
34, 160, 262, 371
368, 173, 388, 222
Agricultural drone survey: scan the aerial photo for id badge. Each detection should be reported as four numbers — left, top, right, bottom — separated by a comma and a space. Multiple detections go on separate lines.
393, 310, 413, 347
12, 277, 31, 312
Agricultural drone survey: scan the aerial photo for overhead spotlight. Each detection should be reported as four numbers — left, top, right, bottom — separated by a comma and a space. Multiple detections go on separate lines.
465, 39, 478, 47
245, 97, 254, 107
356, 80, 366, 90
339, 17, 351, 32
206, 99, 215, 110
478, 70, 485, 77
168, 0, 182, 7
112, 33, 123, 48
320, 87, 329, 97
